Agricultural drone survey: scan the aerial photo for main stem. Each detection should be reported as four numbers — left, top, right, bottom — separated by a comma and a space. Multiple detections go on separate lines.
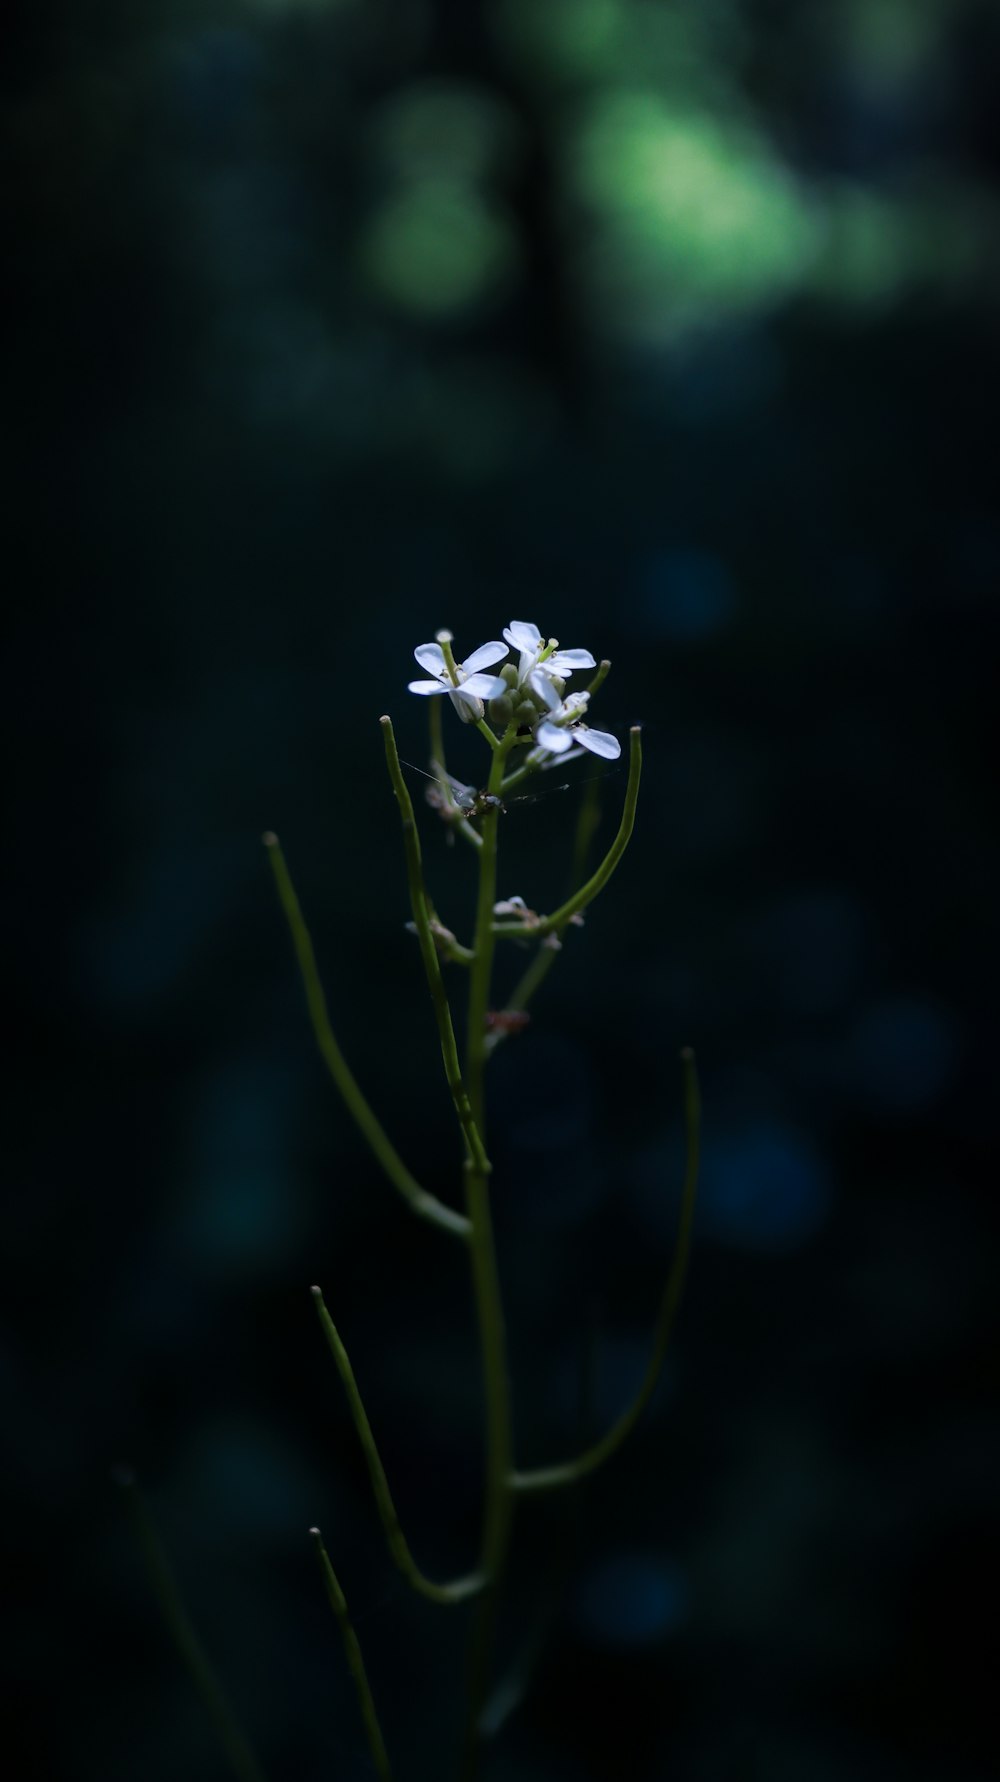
461, 730, 516, 1777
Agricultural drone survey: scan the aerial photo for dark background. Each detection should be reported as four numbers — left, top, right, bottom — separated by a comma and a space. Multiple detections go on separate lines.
6, 2, 998, 1778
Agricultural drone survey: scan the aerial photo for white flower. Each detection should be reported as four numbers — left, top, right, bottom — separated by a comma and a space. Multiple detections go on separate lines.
408, 638, 508, 714
502, 620, 595, 688
528, 669, 621, 760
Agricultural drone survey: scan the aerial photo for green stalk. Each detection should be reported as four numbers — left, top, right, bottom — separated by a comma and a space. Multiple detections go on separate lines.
585, 657, 612, 697
380, 718, 489, 1179
310, 1528, 393, 1780
312, 1288, 483, 1605
459, 727, 519, 1779
264, 833, 469, 1241
486, 769, 605, 1053
116, 1471, 268, 1782
429, 692, 446, 778
459, 1155, 515, 1779
513, 1049, 700, 1493
492, 727, 642, 942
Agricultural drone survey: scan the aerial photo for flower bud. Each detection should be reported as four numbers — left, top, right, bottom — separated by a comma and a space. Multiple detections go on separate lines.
514, 699, 538, 726
500, 663, 519, 690
488, 693, 514, 726
547, 675, 566, 699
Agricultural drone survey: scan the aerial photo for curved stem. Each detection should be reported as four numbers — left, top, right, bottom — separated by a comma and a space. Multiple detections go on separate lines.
492, 727, 642, 942
485, 769, 605, 1056
312, 1288, 484, 1605
380, 717, 490, 1179
310, 1528, 393, 1781
512, 1047, 700, 1494
264, 834, 469, 1241
116, 1471, 268, 1782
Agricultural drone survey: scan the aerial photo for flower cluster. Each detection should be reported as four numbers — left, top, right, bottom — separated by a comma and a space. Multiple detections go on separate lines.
407, 621, 620, 761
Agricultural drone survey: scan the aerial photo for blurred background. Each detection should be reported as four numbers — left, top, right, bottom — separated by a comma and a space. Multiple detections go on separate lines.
5, 1, 999, 1778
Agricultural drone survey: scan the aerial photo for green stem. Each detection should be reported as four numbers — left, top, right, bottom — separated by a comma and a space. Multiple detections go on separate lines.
264, 833, 469, 1241
460, 1160, 515, 1779
429, 691, 446, 778
585, 657, 612, 698
492, 727, 642, 942
486, 769, 605, 1054
496, 751, 543, 798
380, 717, 490, 1179
459, 725, 519, 1779
310, 1528, 393, 1780
464, 728, 515, 1131
312, 1288, 483, 1604
116, 1471, 268, 1782
513, 1047, 700, 1493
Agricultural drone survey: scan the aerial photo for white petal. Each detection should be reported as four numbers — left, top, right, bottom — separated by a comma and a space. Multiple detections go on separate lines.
414, 642, 447, 678
461, 672, 508, 698
534, 719, 574, 753
548, 648, 596, 674
528, 668, 561, 711
503, 621, 541, 654
407, 678, 451, 695
462, 641, 508, 674
449, 683, 487, 708
577, 726, 621, 760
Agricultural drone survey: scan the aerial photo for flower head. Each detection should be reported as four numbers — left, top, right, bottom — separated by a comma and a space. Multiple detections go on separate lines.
408, 635, 508, 719
528, 669, 621, 760
502, 621, 595, 690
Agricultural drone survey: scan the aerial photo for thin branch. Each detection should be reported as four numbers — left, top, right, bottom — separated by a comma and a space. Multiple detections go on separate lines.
264, 833, 469, 1241
512, 1047, 700, 1494
310, 1528, 393, 1781
485, 768, 606, 1056
492, 727, 643, 941
585, 658, 612, 698
380, 717, 490, 1179
115, 1470, 268, 1782
312, 1288, 484, 1605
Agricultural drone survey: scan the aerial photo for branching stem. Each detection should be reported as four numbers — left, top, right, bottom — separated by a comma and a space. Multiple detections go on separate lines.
312, 1288, 484, 1604
264, 833, 469, 1241
492, 727, 642, 941
381, 717, 490, 1180
459, 724, 520, 1779
512, 1049, 700, 1494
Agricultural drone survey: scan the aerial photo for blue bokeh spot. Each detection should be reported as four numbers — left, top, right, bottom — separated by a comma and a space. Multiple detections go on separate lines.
575, 1551, 686, 1648
851, 995, 959, 1111
640, 547, 737, 640
700, 1120, 832, 1252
